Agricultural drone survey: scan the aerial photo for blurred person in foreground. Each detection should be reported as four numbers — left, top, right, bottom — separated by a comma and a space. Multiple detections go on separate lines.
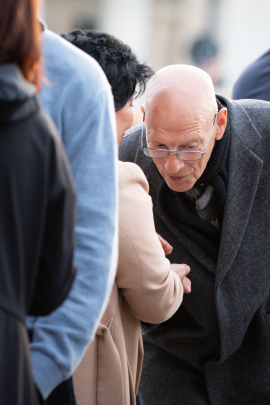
120, 64, 270, 405
0, 0, 77, 403
63, 30, 191, 405
233, 49, 270, 101
28, 19, 118, 405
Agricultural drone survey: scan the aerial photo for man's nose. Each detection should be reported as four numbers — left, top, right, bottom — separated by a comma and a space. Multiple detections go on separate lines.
165, 153, 185, 174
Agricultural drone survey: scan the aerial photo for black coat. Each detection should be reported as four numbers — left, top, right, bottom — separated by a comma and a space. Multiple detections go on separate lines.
0, 64, 76, 404
233, 49, 270, 101
120, 95, 270, 405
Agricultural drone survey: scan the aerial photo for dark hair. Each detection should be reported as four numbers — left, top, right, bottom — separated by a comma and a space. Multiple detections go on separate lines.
0, 0, 41, 89
62, 29, 154, 111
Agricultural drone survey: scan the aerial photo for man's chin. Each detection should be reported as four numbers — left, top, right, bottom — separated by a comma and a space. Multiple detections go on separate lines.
165, 177, 195, 192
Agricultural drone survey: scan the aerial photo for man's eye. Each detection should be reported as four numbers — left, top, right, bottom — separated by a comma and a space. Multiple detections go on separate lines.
181, 145, 196, 150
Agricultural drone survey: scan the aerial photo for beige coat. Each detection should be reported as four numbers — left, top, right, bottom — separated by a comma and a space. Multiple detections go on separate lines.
73, 161, 183, 405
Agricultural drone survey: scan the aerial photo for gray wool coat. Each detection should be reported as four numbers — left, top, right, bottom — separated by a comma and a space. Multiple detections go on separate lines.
119, 94, 270, 405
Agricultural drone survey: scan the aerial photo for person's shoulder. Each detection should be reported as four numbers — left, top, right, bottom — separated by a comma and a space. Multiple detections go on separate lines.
124, 122, 144, 138
118, 161, 148, 184
42, 29, 98, 71
229, 98, 270, 150
118, 161, 149, 194
232, 50, 270, 100
239, 49, 270, 79
42, 29, 110, 93
234, 98, 270, 128
235, 98, 270, 110
223, 95, 270, 114
119, 123, 143, 162
228, 97, 270, 136
30, 109, 62, 146
218, 96, 270, 147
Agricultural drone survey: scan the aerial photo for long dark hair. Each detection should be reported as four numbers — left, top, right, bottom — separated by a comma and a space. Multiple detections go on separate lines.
0, 0, 41, 89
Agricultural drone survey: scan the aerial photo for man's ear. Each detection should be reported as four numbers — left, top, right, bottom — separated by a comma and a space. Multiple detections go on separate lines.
215, 108, 227, 141
141, 104, 145, 114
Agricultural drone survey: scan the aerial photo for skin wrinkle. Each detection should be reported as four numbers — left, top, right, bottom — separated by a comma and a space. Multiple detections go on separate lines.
148, 119, 211, 150
142, 65, 227, 192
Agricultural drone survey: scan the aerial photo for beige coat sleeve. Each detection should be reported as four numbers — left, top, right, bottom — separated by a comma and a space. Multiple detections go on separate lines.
117, 161, 183, 324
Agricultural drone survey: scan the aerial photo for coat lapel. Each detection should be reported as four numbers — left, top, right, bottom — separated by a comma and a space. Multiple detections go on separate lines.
215, 99, 263, 285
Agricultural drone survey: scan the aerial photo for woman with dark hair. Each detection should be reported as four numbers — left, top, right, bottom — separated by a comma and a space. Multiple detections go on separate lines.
62, 30, 191, 405
62, 29, 154, 143
0, 0, 76, 404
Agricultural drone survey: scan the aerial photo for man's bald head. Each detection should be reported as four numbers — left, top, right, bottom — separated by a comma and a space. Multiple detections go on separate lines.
145, 65, 217, 122
143, 65, 227, 192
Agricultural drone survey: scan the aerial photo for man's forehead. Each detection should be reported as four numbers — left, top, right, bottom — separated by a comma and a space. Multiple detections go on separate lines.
146, 125, 208, 148
145, 107, 211, 132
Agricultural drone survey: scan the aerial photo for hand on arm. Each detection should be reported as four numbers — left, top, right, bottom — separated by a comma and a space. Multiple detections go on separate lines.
157, 234, 191, 294
157, 233, 173, 255
170, 263, 191, 294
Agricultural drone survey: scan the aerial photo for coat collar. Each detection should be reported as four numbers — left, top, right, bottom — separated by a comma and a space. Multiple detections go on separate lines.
216, 94, 262, 150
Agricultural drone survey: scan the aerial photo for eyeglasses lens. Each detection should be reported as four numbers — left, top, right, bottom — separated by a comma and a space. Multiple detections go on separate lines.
143, 149, 202, 161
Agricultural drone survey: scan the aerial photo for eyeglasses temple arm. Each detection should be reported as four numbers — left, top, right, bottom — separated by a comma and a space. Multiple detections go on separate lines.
204, 113, 218, 152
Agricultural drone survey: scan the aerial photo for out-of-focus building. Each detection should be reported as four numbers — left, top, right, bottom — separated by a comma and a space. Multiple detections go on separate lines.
40, 0, 270, 122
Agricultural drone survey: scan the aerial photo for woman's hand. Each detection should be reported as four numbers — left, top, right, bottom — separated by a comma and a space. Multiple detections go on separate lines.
170, 263, 191, 293
157, 234, 191, 293
157, 233, 173, 255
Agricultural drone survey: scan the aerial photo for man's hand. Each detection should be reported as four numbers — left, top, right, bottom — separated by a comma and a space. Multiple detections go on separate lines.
158, 234, 173, 256
170, 263, 191, 293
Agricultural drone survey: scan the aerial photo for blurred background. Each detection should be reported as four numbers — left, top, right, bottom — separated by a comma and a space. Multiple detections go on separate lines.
39, 0, 270, 124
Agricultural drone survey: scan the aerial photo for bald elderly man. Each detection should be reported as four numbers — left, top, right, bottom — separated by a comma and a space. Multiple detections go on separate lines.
120, 65, 270, 405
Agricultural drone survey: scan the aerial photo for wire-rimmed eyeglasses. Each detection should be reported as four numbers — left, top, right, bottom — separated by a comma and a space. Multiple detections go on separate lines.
140, 112, 217, 161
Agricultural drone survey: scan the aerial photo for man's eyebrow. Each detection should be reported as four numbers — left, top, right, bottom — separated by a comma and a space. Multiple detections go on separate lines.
178, 137, 200, 145
151, 136, 200, 145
